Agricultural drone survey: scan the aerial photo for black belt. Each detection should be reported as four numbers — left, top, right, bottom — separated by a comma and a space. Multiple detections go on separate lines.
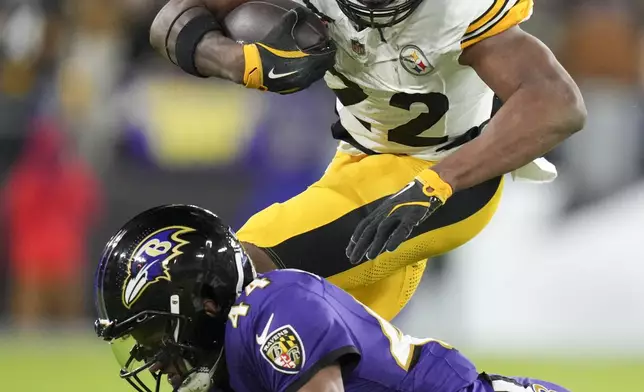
330, 120, 379, 155
330, 119, 486, 156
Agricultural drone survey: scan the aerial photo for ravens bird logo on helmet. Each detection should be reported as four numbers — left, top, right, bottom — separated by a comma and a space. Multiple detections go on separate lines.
94, 205, 255, 392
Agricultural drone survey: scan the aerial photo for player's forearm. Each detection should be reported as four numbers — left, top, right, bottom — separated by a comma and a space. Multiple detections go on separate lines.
150, 0, 244, 83
432, 80, 586, 192
194, 31, 244, 82
298, 365, 344, 392
195, 0, 250, 81
435, 27, 587, 192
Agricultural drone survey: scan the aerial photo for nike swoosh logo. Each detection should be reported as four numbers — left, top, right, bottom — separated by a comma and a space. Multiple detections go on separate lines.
390, 181, 415, 199
268, 68, 298, 79
256, 313, 274, 345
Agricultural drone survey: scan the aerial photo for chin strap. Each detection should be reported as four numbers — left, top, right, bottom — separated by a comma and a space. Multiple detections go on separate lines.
176, 348, 224, 392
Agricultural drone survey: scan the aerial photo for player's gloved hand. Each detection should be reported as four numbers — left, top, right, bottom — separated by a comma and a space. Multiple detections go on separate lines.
242, 7, 336, 94
346, 169, 453, 264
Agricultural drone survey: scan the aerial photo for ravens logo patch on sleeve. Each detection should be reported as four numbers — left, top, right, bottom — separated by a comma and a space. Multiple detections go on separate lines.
260, 325, 305, 374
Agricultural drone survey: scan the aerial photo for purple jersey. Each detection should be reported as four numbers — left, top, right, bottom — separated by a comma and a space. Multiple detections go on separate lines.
225, 269, 480, 392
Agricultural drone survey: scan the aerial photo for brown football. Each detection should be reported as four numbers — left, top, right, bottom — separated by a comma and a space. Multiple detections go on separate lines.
222, 0, 329, 51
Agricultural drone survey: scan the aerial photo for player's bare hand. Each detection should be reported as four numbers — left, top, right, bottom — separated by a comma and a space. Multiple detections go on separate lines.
346, 169, 453, 264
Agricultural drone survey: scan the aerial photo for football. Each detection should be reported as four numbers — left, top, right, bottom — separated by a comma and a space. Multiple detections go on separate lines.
222, 0, 329, 51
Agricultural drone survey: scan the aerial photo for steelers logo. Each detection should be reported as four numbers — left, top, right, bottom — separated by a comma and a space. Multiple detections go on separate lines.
399, 45, 433, 76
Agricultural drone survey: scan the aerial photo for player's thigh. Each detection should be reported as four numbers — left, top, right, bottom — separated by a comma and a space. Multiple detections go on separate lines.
328, 174, 504, 291
345, 260, 427, 321
237, 151, 430, 274
239, 151, 503, 282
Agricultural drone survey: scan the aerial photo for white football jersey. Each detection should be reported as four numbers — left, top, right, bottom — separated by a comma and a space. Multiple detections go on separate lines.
298, 0, 556, 181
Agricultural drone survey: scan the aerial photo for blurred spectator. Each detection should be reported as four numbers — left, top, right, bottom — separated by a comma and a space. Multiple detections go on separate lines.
3, 120, 102, 330
556, 0, 644, 212
0, 0, 62, 180
57, 0, 129, 173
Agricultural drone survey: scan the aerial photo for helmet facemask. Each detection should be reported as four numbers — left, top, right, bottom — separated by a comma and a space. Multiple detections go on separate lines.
335, 0, 423, 29
96, 295, 225, 392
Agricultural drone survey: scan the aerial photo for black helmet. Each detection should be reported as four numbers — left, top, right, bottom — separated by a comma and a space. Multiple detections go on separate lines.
94, 204, 255, 392
335, 0, 423, 29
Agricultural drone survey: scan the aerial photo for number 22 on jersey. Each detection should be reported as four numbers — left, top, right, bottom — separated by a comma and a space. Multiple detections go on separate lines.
329, 68, 450, 148
362, 305, 453, 371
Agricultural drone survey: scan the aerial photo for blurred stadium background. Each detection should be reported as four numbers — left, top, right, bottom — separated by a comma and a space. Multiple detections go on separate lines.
0, 0, 643, 391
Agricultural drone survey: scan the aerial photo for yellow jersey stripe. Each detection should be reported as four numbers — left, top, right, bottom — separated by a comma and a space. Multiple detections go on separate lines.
461, 0, 533, 49
466, 0, 507, 35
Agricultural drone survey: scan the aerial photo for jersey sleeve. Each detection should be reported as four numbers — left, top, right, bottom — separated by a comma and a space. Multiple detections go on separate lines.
461, 0, 534, 49
242, 284, 361, 392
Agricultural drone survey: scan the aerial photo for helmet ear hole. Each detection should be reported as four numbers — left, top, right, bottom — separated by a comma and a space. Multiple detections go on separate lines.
203, 300, 220, 317
192, 281, 215, 312
185, 311, 226, 350
199, 283, 216, 301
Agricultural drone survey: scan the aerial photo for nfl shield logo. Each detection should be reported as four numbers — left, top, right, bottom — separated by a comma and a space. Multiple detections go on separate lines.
351, 39, 366, 56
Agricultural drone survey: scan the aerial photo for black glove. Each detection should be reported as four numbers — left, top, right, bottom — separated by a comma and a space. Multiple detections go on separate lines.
346, 169, 454, 264
242, 7, 336, 94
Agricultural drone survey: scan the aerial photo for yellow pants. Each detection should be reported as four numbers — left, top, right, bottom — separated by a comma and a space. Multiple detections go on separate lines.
238, 151, 503, 320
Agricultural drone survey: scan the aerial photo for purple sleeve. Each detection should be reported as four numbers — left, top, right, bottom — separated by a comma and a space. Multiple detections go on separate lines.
245, 285, 361, 392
